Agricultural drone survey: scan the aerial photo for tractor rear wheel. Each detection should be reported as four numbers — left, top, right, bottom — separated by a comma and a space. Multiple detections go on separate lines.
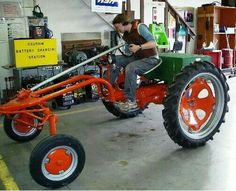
162, 61, 229, 148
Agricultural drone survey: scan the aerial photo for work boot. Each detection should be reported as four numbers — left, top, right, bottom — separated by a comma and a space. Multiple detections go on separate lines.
117, 100, 138, 111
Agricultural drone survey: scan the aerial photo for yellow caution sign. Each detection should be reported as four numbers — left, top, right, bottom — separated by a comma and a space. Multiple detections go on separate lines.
14, 38, 58, 68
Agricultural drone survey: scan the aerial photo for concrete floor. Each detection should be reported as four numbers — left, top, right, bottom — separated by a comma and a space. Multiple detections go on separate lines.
0, 77, 236, 190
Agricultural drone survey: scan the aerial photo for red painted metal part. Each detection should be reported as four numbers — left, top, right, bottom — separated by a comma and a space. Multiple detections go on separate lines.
0, 75, 115, 135
0, 75, 115, 112
113, 83, 167, 109
13, 113, 37, 133
44, 148, 73, 175
180, 78, 215, 131
137, 83, 167, 108
113, 72, 168, 108
0, 71, 168, 136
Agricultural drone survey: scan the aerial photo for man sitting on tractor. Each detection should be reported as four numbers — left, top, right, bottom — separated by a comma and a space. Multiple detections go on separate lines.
111, 13, 160, 111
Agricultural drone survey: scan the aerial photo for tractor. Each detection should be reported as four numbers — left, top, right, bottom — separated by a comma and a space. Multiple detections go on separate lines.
0, 42, 230, 188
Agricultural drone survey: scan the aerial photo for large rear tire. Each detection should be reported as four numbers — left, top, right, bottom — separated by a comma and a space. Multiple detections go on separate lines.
29, 134, 85, 188
162, 61, 230, 148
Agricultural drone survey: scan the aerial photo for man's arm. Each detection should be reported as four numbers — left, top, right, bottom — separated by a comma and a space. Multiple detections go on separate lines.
138, 24, 156, 49
129, 24, 156, 53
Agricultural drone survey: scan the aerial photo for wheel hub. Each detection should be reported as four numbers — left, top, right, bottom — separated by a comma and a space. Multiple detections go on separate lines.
13, 114, 35, 133
180, 78, 215, 131
45, 148, 72, 175
187, 99, 196, 107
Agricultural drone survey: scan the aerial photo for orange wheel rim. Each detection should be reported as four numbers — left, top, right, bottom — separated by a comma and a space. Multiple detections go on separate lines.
45, 148, 73, 175
13, 114, 35, 133
180, 78, 215, 131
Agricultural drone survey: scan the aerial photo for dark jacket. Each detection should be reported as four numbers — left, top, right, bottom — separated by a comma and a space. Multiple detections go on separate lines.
123, 21, 158, 59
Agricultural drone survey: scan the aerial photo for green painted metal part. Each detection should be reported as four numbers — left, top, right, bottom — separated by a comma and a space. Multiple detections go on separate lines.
144, 53, 212, 83
149, 23, 169, 49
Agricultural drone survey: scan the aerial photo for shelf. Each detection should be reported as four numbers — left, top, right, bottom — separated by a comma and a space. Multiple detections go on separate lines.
197, 5, 236, 50
214, 32, 236, 35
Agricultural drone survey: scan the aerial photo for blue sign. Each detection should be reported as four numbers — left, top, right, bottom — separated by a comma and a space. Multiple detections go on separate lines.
92, 0, 121, 13
95, 0, 118, 7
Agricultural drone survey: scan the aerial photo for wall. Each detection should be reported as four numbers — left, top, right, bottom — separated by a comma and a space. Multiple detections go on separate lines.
1, 0, 222, 61
37, 0, 114, 59
140, 0, 222, 53
0, 0, 34, 101
167, 0, 222, 53
0, 0, 222, 100
168, 0, 219, 7
36, 0, 221, 56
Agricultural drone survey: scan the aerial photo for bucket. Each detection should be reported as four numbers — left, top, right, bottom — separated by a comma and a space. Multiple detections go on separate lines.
195, 49, 222, 69
222, 48, 233, 68
203, 50, 222, 69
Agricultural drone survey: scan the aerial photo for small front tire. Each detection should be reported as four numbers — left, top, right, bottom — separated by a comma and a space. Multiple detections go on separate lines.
3, 113, 42, 142
29, 134, 85, 188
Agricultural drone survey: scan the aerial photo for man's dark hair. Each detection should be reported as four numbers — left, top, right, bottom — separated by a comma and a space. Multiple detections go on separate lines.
112, 14, 132, 26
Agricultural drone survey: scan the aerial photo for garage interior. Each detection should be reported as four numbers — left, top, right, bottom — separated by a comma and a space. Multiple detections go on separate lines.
0, 0, 236, 190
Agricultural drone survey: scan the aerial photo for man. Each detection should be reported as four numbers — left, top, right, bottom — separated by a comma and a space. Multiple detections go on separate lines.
111, 14, 160, 111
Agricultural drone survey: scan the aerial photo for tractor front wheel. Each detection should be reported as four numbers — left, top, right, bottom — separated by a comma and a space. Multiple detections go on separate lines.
3, 113, 42, 142
29, 134, 85, 188
162, 61, 229, 148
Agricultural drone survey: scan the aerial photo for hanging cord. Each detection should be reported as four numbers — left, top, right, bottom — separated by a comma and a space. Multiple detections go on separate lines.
33, 0, 37, 6
212, 1, 221, 5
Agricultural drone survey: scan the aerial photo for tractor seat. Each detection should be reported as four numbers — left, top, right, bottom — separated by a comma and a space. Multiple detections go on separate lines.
143, 58, 162, 80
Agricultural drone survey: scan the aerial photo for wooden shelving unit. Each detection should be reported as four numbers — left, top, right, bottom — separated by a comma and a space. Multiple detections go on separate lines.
196, 5, 236, 50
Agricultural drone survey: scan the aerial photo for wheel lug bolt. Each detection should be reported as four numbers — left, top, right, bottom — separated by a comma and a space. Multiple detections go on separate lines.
59, 170, 64, 174
44, 158, 50, 164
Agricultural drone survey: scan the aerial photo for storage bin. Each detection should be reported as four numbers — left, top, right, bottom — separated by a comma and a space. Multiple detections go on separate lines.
222, 48, 233, 68
195, 49, 222, 69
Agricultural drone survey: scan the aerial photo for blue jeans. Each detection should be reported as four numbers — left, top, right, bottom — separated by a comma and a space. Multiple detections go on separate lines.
110, 55, 159, 102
